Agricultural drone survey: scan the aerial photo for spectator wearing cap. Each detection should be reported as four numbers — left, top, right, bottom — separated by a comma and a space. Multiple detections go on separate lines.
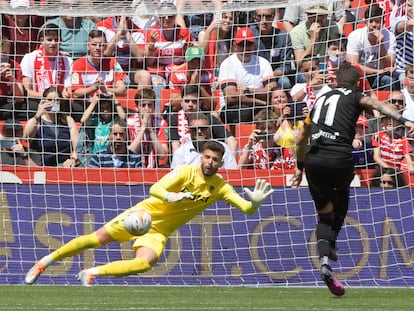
353, 114, 375, 169
169, 46, 215, 112
218, 27, 277, 135
290, 3, 340, 68
0, 119, 36, 166
282, 0, 346, 32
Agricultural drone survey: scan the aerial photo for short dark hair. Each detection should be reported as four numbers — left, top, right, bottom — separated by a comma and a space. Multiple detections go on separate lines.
135, 88, 156, 103
336, 62, 360, 88
187, 112, 210, 125
39, 24, 60, 40
181, 84, 200, 98
364, 4, 383, 20
202, 140, 225, 158
88, 29, 105, 40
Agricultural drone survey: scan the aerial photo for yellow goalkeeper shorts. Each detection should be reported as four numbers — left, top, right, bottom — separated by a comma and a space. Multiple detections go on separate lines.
104, 206, 167, 259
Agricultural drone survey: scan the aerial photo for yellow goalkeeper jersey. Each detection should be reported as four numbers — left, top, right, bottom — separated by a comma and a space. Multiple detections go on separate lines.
136, 165, 254, 236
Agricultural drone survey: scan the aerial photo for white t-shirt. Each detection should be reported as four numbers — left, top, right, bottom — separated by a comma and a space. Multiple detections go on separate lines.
218, 53, 274, 110
346, 26, 396, 69
402, 88, 414, 121
171, 141, 237, 169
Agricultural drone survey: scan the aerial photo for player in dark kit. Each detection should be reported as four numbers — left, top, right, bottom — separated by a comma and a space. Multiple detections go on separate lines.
292, 62, 414, 296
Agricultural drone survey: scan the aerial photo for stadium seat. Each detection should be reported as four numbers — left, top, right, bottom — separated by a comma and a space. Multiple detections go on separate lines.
375, 90, 390, 101
116, 88, 137, 112
235, 123, 255, 151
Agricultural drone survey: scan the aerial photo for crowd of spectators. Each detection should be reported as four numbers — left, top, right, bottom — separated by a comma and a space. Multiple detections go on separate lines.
0, 0, 414, 187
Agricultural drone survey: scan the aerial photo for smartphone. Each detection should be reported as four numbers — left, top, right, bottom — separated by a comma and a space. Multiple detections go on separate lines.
318, 62, 327, 74
0, 139, 17, 149
1, 55, 9, 64
288, 102, 307, 119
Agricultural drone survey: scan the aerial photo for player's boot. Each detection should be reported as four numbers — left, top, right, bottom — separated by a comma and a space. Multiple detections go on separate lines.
76, 269, 95, 286
320, 264, 345, 296
25, 262, 46, 284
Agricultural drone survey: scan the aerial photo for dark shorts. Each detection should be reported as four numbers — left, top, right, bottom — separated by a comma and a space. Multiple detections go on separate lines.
304, 154, 354, 210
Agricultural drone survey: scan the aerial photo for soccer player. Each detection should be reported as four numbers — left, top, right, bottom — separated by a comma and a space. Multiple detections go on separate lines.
291, 62, 414, 296
25, 140, 273, 286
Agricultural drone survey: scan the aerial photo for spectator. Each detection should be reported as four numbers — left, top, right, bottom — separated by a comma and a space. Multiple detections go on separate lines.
88, 119, 143, 168
197, 8, 236, 75
238, 109, 293, 170
352, 114, 375, 168
20, 24, 73, 116
290, 4, 340, 68
23, 86, 80, 167
71, 29, 127, 121
346, 4, 400, 90
282, 0, 346, 32
44, 10, 97, 60
80, 94, 126, 156
371, 114, 414, 172
127, 88, 169, 168
370, 166, 405, 187
171, 112, 237, 169
168, 46, 215, 113
144, 1, 193, 113
400, 64, 414, 121
168, 84, 237, 158
388, 89, 405, 112
0, 36, 25, 120
392, 0, 414, 87
96, 15, 146, 86
290, 55, 334, 111
0, 119, 37, 166
218, 27, 277, 133
1, 0, 44, 63
270, 88, 307, 168
250, 7, 294, 89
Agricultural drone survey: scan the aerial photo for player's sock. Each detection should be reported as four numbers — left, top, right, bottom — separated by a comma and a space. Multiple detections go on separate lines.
320, 256, 329, 266
50, 233, 102, 261
39, 254, 53, 267
316, 222, 336, 257
96, 257, 151, 277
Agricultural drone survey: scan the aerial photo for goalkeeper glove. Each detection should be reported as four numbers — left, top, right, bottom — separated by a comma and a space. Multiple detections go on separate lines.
244, 179, 274, 209
165, 192, 194, 202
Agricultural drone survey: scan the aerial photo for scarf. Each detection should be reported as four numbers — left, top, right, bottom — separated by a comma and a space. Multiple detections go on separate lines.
33, 46, 66, 93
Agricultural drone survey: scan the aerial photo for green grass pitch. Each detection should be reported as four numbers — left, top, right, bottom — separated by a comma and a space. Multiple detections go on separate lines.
1, 286, 413, 311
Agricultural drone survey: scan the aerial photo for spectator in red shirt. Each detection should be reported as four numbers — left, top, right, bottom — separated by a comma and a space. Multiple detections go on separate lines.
71, 29, 127, 122
0, 36, 25, 120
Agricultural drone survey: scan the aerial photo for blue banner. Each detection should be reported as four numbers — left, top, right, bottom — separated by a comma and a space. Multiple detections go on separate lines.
0, 185, 413, 287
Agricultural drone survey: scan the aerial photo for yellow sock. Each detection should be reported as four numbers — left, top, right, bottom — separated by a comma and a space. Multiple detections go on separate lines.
50, 233, 101, 262
96, 257, 151, 277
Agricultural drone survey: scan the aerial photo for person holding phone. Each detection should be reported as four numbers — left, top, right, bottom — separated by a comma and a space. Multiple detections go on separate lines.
0, 119, 37, 166
0, 37, 25, 121
238, 109, 293, 170
24, 87, 80, 167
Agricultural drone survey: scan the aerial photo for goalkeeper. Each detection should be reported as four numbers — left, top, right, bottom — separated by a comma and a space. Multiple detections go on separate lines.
25, 140, 273, 286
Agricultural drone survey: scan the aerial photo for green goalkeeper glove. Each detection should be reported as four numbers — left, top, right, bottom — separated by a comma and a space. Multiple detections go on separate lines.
244, 179, 274, 209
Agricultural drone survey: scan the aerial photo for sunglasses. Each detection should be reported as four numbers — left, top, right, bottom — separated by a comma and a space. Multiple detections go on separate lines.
256, 14, 274, 20
389, 99, 404, 104
189, 126, 209, 132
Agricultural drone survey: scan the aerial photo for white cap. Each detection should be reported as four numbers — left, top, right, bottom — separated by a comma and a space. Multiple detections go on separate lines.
10, 0, 30, 9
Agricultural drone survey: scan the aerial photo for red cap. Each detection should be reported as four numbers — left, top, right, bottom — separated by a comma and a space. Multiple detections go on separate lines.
234, 27, 255, 44
357, 115, 368, 127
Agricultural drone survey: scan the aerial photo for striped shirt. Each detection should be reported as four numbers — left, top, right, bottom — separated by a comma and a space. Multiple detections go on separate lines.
371, 131, 411, 170
89, 148, 142, 168
393, 15, 413, 73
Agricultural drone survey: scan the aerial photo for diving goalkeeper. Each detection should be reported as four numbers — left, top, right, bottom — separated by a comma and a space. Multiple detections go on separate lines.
25, 140, 274, 286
